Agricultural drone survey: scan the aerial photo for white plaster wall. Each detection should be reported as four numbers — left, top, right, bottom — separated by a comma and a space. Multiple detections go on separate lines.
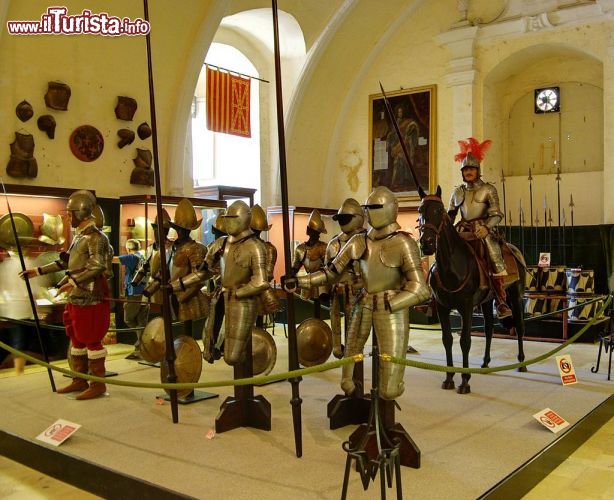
0, 0, 220, 198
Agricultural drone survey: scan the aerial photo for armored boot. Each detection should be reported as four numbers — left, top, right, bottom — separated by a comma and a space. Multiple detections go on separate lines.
492, 276, 512, 319
76, 353, 107, 400
57, 350, 89, 394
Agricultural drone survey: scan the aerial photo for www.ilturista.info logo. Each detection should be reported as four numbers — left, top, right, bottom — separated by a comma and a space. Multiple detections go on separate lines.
6, 7, 150, 36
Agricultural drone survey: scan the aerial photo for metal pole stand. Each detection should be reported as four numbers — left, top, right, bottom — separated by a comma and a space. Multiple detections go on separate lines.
341, 344, 420, 499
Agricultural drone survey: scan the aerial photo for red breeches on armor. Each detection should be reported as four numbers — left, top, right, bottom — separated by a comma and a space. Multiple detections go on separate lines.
63, 301, 111, 351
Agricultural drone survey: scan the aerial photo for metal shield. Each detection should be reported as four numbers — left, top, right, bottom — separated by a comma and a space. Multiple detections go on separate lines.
141, 317, 166, 363
160, 335, 202, 399
0, 213, 35, 249
252, 327, 277, 376
296, 318, 333, 367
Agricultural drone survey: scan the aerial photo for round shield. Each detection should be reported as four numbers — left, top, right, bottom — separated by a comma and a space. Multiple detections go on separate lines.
296, 318, 333, 367
252, 327, 277, 376
160, 335, 202, 399
141, 317, 166, 363
0, 213, 35, 249
69, 125, 104, 162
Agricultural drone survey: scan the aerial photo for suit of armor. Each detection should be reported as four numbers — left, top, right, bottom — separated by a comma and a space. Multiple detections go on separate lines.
292, 240, 328, 300
178, 201, 269, 365
29, 190, 111, 399
204, 231, 268, 364
326, 198, 366, 358
448, 179, 505, 274
296, 188, 429, 400
41, 221, 111, 306
168, 239, 209, 321
264, 241, 277, 282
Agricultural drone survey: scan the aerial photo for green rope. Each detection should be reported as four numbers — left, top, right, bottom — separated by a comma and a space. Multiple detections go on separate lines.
385, 293, 613, 374
0, 316, 188, 333
1, 293, 610, 388
0, 339, 361, 390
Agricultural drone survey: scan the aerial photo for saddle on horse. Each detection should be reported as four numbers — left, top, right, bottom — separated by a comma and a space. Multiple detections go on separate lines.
456, 223, 520, 318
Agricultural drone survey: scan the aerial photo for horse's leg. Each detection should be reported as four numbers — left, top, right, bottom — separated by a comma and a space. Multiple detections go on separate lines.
509, 282, 527, 372
436, 301, 455, 390
457, 299, 473, 394
481, 299, 494, 368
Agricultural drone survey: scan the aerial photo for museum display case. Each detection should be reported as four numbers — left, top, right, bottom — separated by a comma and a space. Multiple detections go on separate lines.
0, 184, 88, 362
118, 195, 226, 253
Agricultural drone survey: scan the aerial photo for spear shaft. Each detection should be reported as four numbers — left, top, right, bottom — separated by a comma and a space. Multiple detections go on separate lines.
1, 179, 55, 391
272, 0, 302, 458
143, 0, 179, 422
379, 82, 422, 191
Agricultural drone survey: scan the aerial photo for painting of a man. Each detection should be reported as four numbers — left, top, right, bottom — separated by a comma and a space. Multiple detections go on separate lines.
370, 86, 435, 199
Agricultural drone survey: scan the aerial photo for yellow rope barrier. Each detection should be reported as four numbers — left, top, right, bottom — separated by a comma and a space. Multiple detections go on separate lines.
1, 293, 609, 387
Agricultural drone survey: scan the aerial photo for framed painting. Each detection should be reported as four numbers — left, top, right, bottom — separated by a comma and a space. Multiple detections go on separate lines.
368, 85, 436, 200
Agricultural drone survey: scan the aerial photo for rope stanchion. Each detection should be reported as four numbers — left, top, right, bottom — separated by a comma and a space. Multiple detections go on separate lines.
1, 294, 609, 388
410, 294, 608, 332
0, 316, 188, 333
386, 293, 613, 374
0, 339, 363, 390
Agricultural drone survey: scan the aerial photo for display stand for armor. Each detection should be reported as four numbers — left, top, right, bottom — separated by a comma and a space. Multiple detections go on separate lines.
327, 312, 370, 430
215, 333, 271, 433
345, 338, 420, 467
341, 340, 417, 499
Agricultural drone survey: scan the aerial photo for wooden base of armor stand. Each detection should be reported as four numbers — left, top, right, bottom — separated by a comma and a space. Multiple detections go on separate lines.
162, 390, 219, 405
327, 362, 370, 429
215, 335, 271, 433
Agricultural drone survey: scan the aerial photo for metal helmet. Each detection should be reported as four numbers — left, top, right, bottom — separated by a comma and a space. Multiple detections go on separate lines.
151, 208, 171, 229
93, 204, 105, 229
222, 200, 251, 236
66, 190, 96, 223
460, 151, 480, 170
332, 198, 364, 233
307, 209, 327, 234
170, 199, 202, 231
212, 211, 226, 234
250, 204, 272, 232
363, 186, 398, 229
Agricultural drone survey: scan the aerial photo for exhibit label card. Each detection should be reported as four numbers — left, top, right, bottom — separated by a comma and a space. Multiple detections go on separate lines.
36, 419, 81, 446
532, 408, 570, 433
556, 355, 578, 385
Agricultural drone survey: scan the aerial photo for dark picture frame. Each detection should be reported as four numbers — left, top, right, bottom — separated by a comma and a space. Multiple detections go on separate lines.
368, 85, 436, 200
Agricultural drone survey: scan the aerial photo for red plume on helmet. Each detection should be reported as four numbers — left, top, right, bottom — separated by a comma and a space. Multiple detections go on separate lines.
454, 137, 492, 164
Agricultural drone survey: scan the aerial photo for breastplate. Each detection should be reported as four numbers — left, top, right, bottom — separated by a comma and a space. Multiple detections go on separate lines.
170, 240, 205, 280
220, 241, 254, 287
303, 243, 326, 272
460, 186, 490, 221
359, 238, 402, 293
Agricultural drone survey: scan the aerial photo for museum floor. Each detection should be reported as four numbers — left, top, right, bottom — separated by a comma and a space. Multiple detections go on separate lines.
0, 329, 612, 499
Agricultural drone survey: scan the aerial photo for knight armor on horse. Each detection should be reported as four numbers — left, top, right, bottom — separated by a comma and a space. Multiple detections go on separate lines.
447, 137, 512, 319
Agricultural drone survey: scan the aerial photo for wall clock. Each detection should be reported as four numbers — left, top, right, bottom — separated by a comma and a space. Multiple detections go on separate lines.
534, 87, 560, 113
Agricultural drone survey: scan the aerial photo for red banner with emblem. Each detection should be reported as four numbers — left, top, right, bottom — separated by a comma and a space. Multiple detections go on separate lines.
206, 67, 251, 138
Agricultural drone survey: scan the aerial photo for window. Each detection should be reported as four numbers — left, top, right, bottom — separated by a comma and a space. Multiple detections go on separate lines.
192, 43, 260, 201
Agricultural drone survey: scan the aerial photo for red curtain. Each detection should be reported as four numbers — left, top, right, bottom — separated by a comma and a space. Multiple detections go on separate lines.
206, 67, 251, 138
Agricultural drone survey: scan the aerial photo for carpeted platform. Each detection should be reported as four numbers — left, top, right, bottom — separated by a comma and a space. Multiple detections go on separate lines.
0, 329, 611, 499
